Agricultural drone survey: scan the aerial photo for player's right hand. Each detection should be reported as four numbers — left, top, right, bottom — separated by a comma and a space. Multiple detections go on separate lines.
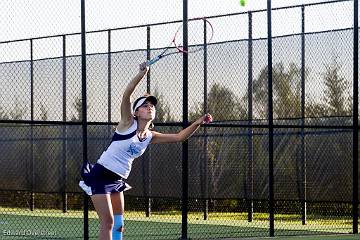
139, 62, 149, 73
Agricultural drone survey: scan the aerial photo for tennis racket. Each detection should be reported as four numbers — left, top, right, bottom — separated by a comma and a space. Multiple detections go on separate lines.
146, 17, 214, 66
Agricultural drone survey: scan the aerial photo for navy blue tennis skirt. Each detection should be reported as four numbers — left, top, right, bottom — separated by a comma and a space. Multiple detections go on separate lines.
79, 163, 131, 195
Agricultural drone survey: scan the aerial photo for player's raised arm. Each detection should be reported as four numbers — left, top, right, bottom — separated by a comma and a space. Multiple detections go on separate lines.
151, 114, 213, 144
118, 63, 148, 129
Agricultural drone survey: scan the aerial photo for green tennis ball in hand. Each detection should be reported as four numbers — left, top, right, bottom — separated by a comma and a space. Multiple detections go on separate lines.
240, 0, 246, 6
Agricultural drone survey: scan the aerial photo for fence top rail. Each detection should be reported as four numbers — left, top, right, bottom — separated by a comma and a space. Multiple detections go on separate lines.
0, 0, 351, 45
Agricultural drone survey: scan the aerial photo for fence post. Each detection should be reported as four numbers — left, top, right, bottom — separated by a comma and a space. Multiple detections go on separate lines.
107, 29, 112, 125
267, 0, 275, 237
247, 10, 254, 223
181, 0, 189, 238
145, 25, 152, 218
353, 0, 359, 234
80, 0, 89, 239
30, 38, 35, 212
62, 34, 68, 213
202, 18, 209, 221
300, 5, 307, 226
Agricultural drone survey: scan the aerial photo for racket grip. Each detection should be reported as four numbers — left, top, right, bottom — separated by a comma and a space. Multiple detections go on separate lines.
146, 56, 161, 66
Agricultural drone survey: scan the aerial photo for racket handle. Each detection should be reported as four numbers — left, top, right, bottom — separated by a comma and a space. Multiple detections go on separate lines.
146, 56, 161, 66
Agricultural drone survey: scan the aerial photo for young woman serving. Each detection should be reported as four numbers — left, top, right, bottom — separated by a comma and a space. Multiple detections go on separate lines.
79, 62, 212, 240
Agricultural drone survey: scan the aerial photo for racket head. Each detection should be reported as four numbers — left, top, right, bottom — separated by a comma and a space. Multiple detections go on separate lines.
172, 17, 214, 54
146, 17, 213, 66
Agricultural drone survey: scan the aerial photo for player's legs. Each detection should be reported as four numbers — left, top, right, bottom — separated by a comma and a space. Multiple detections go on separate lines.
91, 194, 114, 240
110, 192, 125, 240
111, 192, 124, 214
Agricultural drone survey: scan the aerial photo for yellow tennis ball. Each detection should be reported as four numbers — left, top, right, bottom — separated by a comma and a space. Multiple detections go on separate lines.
240, 0, 246, 6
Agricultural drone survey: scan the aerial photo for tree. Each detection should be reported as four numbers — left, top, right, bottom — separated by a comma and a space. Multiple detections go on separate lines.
322, 58, 351, 116
70, 97, 89, 121
0, 106, 9, 120
190, 83, 244, 121
9, 101, 26, 120
307, 58, 351, 120
252, 63, 312, 201
306, 102, 326, 118
252, 63, 305, 119
207, 83, 241, 121
152, 89, 174, 123
39, 103, 48, 121
188, 84, 245, 200
34, 104, 59, 192
306, 59, 352, 201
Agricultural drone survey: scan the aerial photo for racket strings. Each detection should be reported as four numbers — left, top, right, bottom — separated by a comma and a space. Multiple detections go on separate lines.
146, 18, 213, 65
173, 19, 213, 53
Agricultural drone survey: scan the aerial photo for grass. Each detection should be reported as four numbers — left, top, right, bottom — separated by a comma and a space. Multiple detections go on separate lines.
0, 207, 356, 239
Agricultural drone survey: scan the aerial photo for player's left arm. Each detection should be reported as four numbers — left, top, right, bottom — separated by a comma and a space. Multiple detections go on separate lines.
151, 114, 212, 144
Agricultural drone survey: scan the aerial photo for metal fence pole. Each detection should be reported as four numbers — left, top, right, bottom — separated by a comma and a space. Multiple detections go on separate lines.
62, 34, 68, 213
300, 5, 307, 226
247, 11, 254, 223
181, 0, 189, 238
107, 29, 113, 158
107, 29, 112, 124
145, 25, 152, 218
267, 0, 275, 237
147, 26, 151, 93
352, 0, 359, 234
202, 18, 209, 221
81, 0, 89, 239
30, 38, 35, 212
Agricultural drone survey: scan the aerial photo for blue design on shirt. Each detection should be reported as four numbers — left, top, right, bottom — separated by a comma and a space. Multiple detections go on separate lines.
127, 143, 141, 155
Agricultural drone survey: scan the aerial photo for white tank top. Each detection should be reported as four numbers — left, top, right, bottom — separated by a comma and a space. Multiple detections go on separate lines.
97, 121, 153, 179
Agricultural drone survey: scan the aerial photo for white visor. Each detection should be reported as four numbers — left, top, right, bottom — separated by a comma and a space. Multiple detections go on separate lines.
133, 98, 147, 113
132, 95, 157, 112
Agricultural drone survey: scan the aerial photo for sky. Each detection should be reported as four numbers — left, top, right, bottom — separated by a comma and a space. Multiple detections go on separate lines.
1, 0, 353, 61
1, 0, 348, 42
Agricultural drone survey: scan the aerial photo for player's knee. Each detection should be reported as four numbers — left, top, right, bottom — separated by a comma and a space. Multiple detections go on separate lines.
101, 216, 114, 230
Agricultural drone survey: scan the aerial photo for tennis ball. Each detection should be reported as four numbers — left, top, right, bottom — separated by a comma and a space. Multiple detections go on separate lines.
240, 0, 246, 6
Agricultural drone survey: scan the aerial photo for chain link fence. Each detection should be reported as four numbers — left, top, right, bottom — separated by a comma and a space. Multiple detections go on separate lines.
0, 0, 359, 239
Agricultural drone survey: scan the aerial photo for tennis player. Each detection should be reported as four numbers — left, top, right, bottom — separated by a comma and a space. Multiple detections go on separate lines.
79, 62, 212, 240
